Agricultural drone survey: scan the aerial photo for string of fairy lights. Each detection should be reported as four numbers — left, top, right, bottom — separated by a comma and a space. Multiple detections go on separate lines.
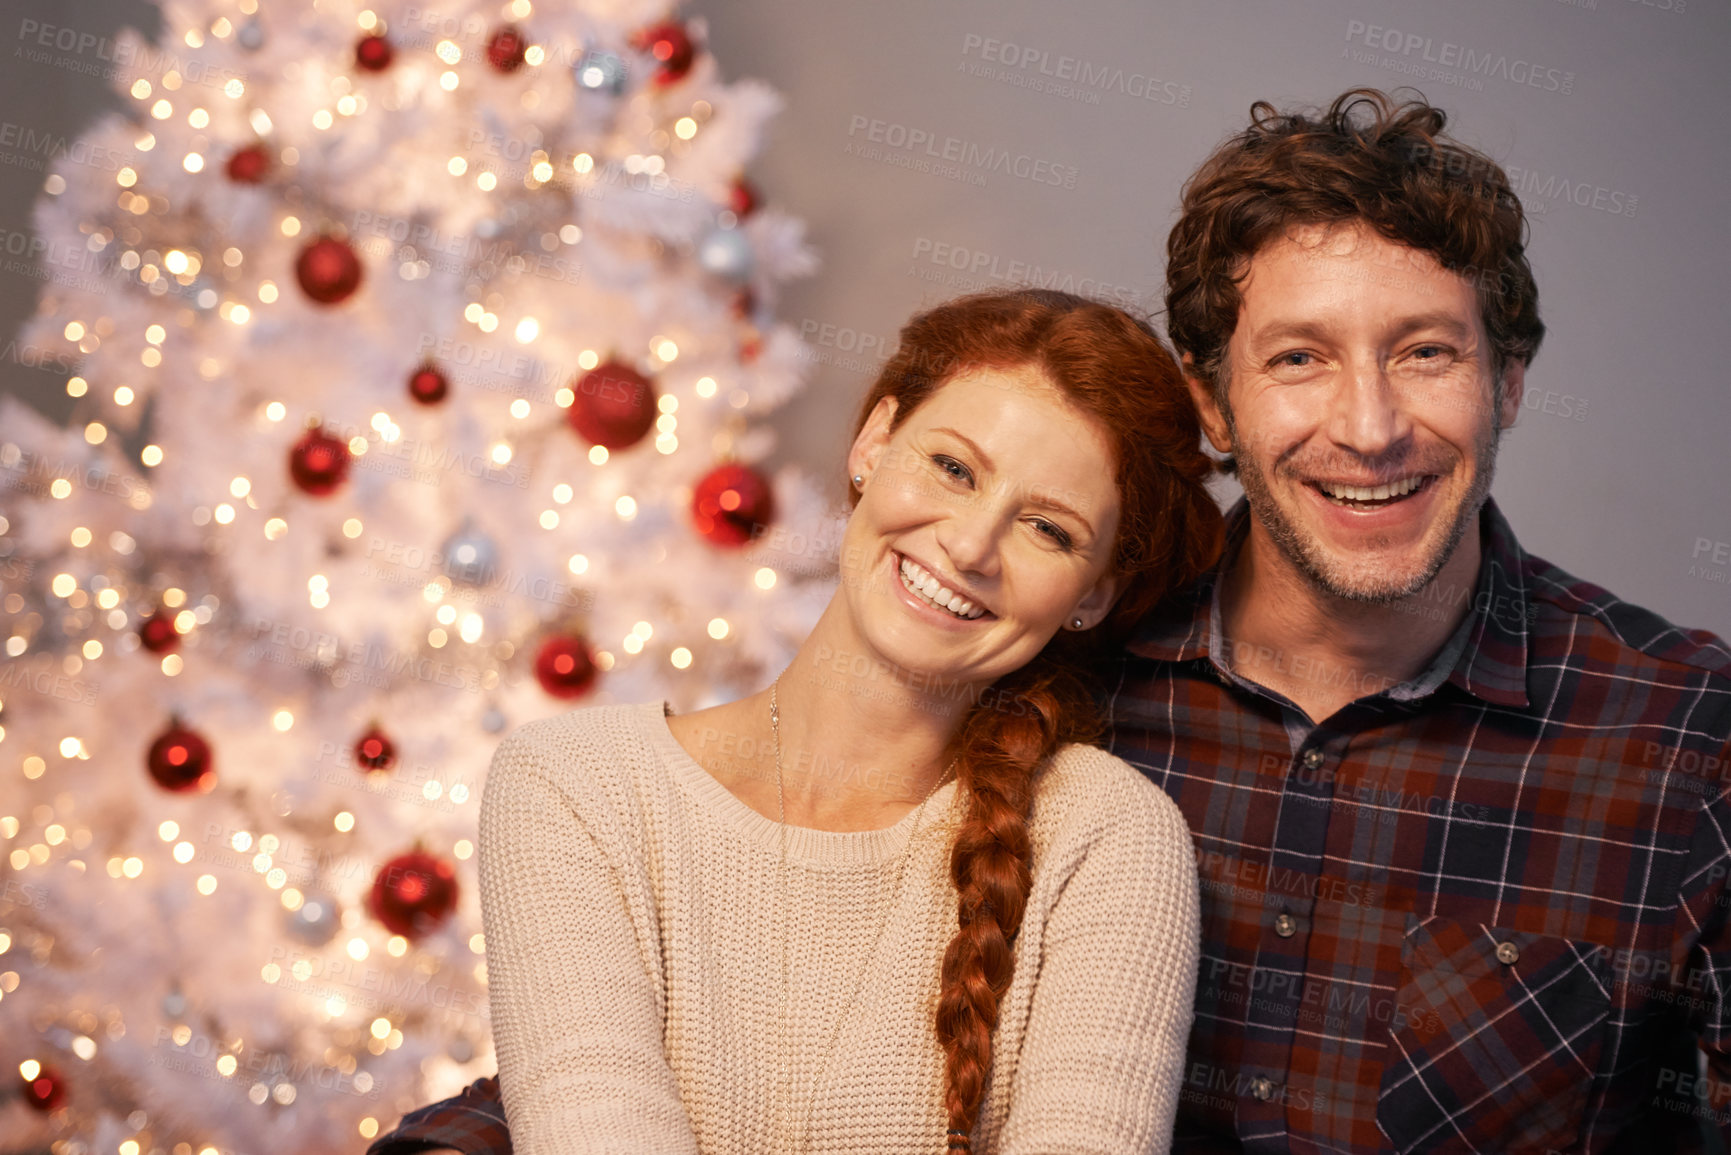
15, 0, 787, 675
1, 0, 816, 1146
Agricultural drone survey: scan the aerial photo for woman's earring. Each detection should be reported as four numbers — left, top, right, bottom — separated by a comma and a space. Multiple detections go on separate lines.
851, 474, 864, 490
1072, 617, 1084, 630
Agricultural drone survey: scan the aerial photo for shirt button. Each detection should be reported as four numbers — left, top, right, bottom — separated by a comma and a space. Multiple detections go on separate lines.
1252, 1076, 1277, 1102
1274, 913, 1298, 938
1302, 749, 1324, 769
1495, 941, 1520, 965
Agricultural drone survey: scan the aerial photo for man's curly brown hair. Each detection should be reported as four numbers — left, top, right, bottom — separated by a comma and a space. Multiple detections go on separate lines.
1164, 87, 1545, 406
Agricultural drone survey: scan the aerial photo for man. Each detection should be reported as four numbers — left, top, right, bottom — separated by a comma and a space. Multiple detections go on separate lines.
1107, 87, 1731, 1151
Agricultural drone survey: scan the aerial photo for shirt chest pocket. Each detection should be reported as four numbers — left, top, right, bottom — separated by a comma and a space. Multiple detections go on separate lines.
1375, 916, 1613, 1153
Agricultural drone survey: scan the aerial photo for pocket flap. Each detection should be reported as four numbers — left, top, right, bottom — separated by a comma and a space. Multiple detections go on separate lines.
1377, 917, 1612, 1153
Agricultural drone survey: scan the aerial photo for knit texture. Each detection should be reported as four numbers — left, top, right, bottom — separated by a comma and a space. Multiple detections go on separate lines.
479, 700, 1200, 1154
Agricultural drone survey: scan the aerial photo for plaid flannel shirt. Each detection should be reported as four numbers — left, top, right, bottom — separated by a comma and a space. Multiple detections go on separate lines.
1105, 497, 1731, 1154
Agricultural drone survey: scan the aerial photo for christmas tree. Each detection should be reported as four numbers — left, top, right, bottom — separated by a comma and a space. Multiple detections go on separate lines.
0, 1, 832, 1150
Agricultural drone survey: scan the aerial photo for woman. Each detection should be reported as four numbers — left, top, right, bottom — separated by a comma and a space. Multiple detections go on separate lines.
374, 289, 1223, 1154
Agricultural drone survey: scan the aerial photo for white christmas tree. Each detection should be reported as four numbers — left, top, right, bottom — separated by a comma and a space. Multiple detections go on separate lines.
0, 1, 835, 1150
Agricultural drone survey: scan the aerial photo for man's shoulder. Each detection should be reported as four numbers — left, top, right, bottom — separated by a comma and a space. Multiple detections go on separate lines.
1520, 548, 1731, 686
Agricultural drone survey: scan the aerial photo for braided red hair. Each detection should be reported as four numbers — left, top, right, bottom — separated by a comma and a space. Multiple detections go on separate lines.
848, 290, 1222, 1147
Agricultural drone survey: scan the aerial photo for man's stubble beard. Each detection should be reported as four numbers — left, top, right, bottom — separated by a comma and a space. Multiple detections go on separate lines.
1223, 405, 1502, 606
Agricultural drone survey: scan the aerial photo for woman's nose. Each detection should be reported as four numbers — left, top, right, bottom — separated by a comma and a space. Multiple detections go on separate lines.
934, 505, 1004, 581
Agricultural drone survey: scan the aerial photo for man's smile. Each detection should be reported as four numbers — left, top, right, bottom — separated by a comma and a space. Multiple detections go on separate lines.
1308, 474, 1436, 511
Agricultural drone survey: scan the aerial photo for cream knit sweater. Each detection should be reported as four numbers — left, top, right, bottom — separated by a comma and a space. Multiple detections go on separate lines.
479, 700, 1199, 1154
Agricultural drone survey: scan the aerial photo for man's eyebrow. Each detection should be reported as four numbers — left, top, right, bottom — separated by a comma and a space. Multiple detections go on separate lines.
1245, 319, 1335, 347
1247, 313, 1476, 346
931, 426, 1096, 538
1383, 312, 1477, 343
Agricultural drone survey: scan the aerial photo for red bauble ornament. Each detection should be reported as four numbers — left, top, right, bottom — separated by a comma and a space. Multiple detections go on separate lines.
738, 329, 763, 364
354, 724, 396, 772
692, 463, 775, 547
729, 177, 759, 218
368, 851, 458, 939
486, 25, 527, 72
636, 21, 695, 85
534, 634, 597, 699
355, 33, 393, 72
225, 143, 270, 184
21, 1064, 66, 1112
147, 720, 215, 793
567, 361, 657, 449
289, 428, 352, 496
138, 609, 179, 654
408, 364, 449, 405
295, 235, 363, 305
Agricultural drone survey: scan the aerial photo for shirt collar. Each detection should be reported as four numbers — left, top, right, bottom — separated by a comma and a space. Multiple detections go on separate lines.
1125, 496, 1532, 708
1445, 497, 1532, 707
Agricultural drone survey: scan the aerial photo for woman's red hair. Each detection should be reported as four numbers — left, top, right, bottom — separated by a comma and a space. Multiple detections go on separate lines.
847, 289, 1222, 1148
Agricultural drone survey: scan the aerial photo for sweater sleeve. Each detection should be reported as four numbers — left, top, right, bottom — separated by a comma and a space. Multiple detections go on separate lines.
998, 766, 1201, 1155
478, 723, 701, 1155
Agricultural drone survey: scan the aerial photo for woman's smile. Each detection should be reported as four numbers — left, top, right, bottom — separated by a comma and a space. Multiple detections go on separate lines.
892, 550, 993, 622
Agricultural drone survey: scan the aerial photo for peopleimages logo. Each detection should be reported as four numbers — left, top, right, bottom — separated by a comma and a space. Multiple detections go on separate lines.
0, 119, 128, 172
17, 18, 245, 89
845, 115, 1079, 189
907, 237, 1147, 309
1506, 165, 1638, 218
1343, 20, 1575, 94
958, 33, 1191, 108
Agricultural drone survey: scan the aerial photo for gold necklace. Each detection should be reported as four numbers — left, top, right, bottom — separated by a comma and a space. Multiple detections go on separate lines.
769, 677, 956, 1155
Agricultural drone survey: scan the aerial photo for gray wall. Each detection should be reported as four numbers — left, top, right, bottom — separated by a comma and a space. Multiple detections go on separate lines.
689, 0, 1731, 641
3, 0, 1726, 638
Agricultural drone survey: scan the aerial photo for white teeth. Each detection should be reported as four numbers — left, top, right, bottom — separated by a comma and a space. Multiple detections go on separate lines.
942, 590, 979, 616
1320, 477, 1423, 503
897, 556, 985, 620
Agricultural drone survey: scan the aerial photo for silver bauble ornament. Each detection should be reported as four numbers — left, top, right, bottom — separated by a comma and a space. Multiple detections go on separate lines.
236, 18, 265, 51
574, 50, 627, 94
440, 524, 499, 585
287, 895, 341, 945
697, 226, 753, 283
